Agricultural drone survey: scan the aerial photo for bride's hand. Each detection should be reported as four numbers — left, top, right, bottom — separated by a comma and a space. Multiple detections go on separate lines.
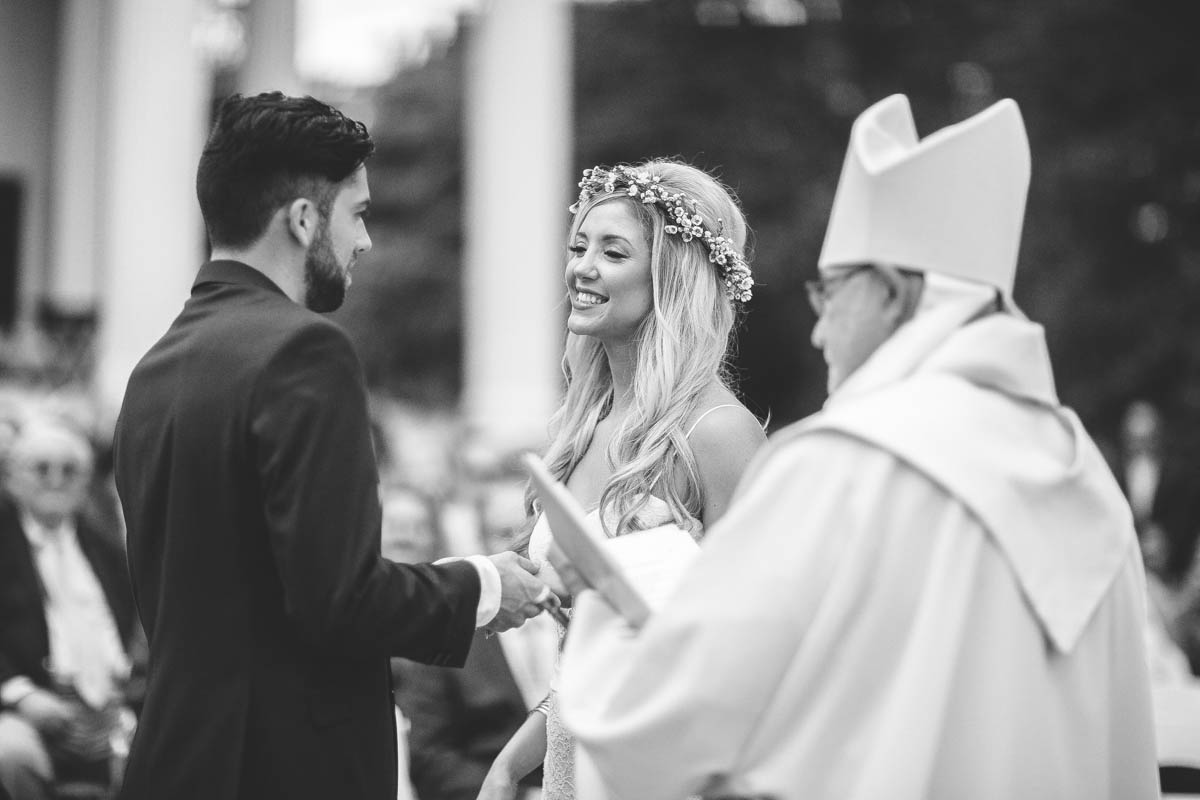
547, 541, 589, 600
535, 557, 570, 602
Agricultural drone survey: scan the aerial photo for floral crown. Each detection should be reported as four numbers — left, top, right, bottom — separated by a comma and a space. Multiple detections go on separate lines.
568, 165, 754, 303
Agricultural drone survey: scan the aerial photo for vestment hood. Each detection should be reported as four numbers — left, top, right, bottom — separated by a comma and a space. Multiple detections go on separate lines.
800, 278, 1136, 653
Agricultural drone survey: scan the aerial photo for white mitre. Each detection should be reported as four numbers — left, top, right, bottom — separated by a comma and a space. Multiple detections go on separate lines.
819, 94, 1030, 298
823, 96, 1035, 401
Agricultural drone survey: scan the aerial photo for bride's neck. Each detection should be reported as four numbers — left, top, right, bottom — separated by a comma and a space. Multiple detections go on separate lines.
604, 341, 636, 418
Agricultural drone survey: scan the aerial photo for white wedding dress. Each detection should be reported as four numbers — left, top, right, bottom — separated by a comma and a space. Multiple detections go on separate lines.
526, 405, 737, 799
527, 496, 680, 800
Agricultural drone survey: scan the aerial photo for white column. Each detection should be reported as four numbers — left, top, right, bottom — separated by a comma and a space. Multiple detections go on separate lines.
238, 0, 301, 96
463, 0, 572, 455
95, 0, 211, 416
47, 0, 104, 314
0, 0, 57, 331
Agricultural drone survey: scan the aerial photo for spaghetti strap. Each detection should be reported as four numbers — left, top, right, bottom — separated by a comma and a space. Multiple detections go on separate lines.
685, 404, 743, 439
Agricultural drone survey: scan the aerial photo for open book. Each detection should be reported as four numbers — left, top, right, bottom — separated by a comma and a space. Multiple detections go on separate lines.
522, 453, 699, 630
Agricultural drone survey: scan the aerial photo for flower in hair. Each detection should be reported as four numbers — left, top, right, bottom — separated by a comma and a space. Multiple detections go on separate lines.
569, 164, 754, 302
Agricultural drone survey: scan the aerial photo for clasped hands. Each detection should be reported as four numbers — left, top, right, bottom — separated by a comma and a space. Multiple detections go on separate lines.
483, 551, 563, 633
484, 542, 594, 633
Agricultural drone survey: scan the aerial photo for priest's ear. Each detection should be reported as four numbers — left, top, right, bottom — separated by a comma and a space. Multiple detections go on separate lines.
876, 265, 925, 328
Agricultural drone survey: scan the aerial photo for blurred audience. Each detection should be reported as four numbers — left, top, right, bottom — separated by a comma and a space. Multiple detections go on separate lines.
394, 473, 557, 800
381, 485, 442, 565
378, 483, 443, 800
1113, 400, 1200, 676
0, 404, 20, 467
0, 413, 139, 800
1109, 400, 1200, 792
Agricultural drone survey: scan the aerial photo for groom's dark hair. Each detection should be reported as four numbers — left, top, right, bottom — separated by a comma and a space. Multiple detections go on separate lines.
196, 91, 374, 249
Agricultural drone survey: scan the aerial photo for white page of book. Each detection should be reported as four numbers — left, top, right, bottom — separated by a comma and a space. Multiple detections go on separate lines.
601, 524, 700, 612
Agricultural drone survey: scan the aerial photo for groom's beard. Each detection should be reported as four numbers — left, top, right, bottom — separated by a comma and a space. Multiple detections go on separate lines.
304, 224, 349, 313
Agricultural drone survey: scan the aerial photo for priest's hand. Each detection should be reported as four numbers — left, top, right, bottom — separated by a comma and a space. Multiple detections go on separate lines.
485, 551, 551, 633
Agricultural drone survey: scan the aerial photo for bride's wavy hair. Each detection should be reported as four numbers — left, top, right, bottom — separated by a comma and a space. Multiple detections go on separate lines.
526, 159, 751, 538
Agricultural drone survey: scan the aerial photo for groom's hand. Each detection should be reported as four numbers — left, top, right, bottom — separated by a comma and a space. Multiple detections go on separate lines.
485, 551, 549, 633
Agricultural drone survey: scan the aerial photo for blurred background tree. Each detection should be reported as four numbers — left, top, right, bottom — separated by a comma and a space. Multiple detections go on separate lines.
331, 0, 1200, 453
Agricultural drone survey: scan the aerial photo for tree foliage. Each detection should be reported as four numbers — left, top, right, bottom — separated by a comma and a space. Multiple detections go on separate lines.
337, 0, 1200, 448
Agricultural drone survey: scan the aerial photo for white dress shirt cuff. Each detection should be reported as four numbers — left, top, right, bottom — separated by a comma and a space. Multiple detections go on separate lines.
435, 555, 501, 627
1, 676, 37, 709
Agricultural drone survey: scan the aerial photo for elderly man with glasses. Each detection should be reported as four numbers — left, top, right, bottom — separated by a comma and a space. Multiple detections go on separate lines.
0, 414, 137, 800
551, 95, 1159, 800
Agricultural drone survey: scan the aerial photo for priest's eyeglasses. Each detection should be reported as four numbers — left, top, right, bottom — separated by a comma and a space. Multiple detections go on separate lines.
805, 264, 874, 316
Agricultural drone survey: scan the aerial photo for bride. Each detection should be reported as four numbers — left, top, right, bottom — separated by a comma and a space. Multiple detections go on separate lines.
477, 159, 766, 800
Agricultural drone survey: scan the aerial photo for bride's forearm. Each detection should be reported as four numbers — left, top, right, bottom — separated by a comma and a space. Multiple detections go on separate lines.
489, 704, 549, 782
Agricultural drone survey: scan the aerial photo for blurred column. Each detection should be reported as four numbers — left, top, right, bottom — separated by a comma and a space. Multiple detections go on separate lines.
47, 0, 104, 315
463, 0, 572, 455
95, 0, 211, 416
238, 0, 301, 96
0, 0, 57, 332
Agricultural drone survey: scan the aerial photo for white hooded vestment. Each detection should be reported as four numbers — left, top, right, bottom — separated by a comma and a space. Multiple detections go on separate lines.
558, 284, 1160, 800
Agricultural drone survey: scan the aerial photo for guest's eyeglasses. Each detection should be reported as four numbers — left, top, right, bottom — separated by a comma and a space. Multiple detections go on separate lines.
804, 264, 874, 316
17, 459, 89, 484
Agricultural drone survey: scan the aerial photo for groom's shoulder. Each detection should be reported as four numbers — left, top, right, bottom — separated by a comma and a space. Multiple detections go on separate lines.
242, 311, 362, 391
205, 291, 349, 359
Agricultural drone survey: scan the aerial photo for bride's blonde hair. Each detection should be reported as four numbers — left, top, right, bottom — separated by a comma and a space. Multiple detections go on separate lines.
527, 159, 751, 537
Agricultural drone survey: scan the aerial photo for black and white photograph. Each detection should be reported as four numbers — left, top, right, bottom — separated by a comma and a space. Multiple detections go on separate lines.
1, 1, 1199, 798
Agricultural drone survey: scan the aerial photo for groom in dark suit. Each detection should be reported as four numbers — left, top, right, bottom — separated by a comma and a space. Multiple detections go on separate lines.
112, 92, 549, 800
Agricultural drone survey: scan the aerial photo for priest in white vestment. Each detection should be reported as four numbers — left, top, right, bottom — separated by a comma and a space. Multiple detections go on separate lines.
553, 95, 1161, 800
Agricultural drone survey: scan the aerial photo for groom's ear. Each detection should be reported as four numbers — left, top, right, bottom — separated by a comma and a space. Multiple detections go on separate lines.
286, 198, 318, 248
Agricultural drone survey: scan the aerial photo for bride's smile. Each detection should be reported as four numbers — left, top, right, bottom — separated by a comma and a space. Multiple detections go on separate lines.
564, 199, 653, 344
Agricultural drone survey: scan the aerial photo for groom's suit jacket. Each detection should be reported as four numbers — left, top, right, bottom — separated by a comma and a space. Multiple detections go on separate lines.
113, 261, 481, 800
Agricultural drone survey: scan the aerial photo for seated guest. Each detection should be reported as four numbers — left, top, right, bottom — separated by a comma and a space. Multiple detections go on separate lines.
398, 623, 556, 800
396, 478, 557, 800
381, 485, 441, 566
1114, 400, 1200, 678
380, 484, 441, 800
0, 415, 138, 800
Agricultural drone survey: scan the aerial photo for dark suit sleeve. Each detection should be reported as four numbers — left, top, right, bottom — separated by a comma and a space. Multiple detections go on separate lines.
0, 500, 44, 689
76, 519, 135, 641
251, 321, 479, 664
